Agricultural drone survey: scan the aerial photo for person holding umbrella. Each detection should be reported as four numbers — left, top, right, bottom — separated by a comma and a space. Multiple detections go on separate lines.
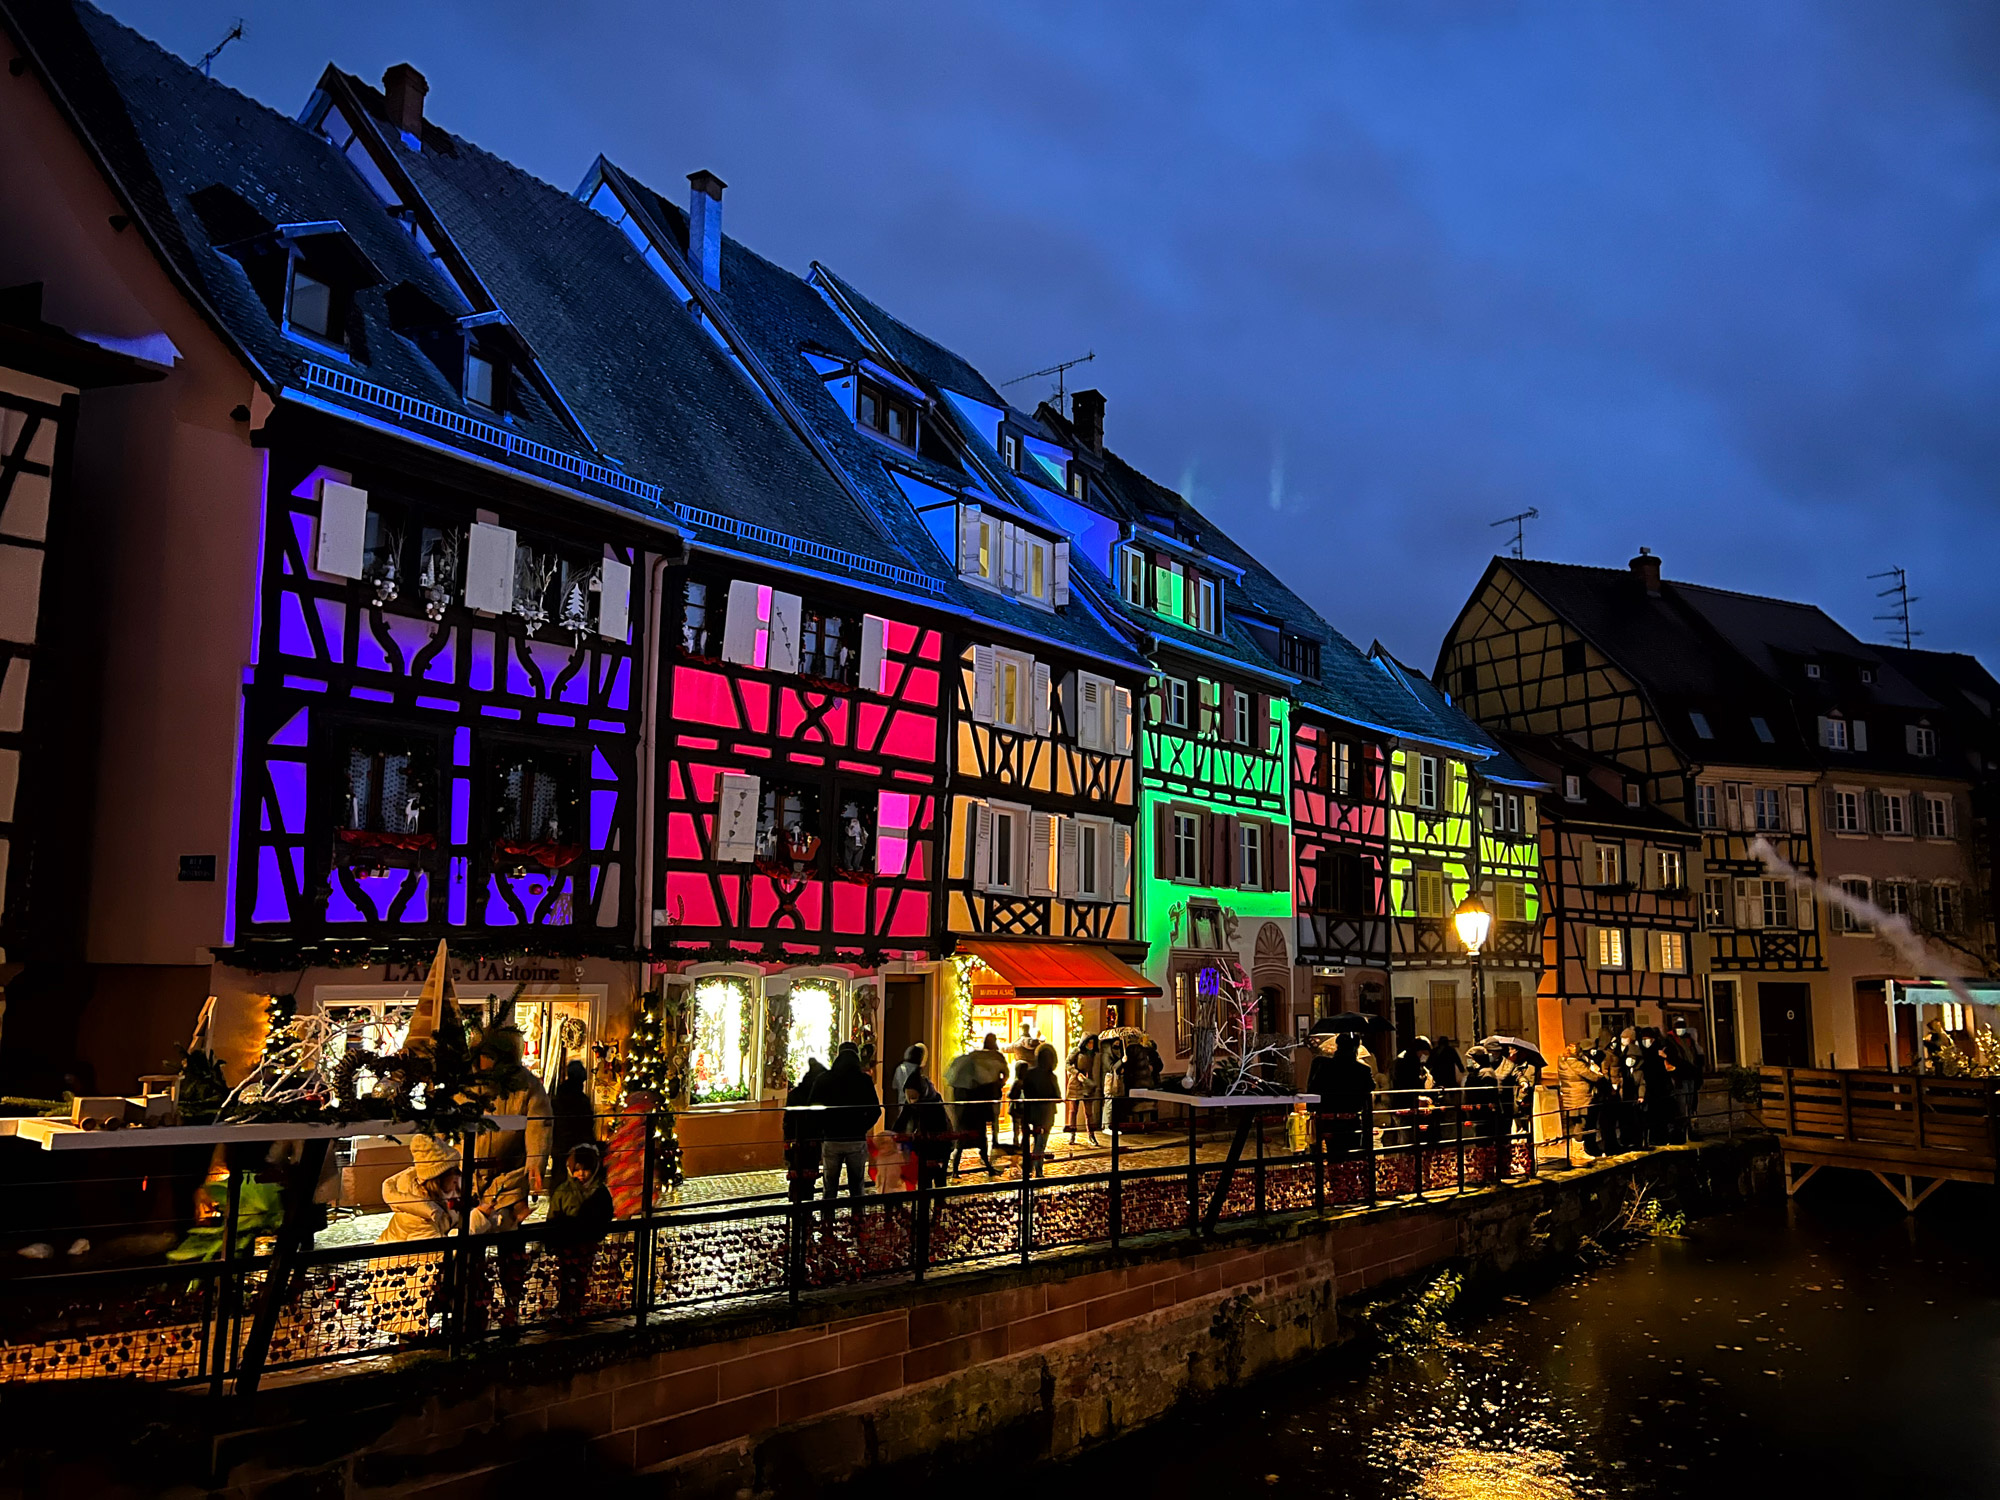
1307, 1024, 1376, 1160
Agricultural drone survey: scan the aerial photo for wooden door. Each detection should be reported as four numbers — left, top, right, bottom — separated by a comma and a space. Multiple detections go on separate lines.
1757, 981, 1814, 1068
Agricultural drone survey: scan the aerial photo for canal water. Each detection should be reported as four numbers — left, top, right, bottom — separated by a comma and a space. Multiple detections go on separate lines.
1033, 1179, 2000, 1498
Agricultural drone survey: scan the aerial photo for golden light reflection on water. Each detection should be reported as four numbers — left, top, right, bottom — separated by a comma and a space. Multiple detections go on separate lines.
1409, 1446, 1579, 1500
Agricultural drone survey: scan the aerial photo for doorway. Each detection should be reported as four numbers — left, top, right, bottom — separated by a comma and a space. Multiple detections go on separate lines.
882, 974, 926, 1077
1852, 980, 1916, 1071
1757, 982, 1814, 1068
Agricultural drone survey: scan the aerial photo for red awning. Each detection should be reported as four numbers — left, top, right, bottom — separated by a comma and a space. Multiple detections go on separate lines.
961, 942, 1161, 999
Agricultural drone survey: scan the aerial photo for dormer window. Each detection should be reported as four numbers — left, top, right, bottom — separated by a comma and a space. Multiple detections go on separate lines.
286, 264, 342, 343
1195, 577, 1218, 634
1001, 434, 1018, 469
857, 377, 916, 447
1564, 774, 1583, 802
956, 504, 1067, 607
1805, 663, 1821, 679
465, 351, 499, 410
1280, 634, 1321, 680
1069, 466, 1086, 499
1119, 544, 1146, 608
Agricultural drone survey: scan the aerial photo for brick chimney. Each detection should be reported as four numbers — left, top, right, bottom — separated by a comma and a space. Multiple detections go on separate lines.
1071, 388, 1105, 452
687, 170, 727, 291
382, 64, 429, 140
1630, 548, 1662, 596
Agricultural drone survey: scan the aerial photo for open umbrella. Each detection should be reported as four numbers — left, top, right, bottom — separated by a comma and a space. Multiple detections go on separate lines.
1483, 1035, 1546, 1068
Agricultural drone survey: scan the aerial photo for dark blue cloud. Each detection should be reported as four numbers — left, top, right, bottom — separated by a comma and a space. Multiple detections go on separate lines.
109, 0, 2000, 664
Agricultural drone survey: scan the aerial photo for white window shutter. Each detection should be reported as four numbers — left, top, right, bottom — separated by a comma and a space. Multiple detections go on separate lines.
1853, 720, 1868, 752
1634, 930, 1652, 972
714, 772, 761, 861
1816, 716, 1833, 748
1112, 686, 1132, 755
1076, 674, 1102, 750
1906, 724, 1921, 755
1796, 887, 1815, 933
958, 505, 982, 575
1032, 659, 1051, 735
1734, 877, 1758, 928
315, 480, 369, 579
1057, 816, 1081, 898
766, 590, 802, 674
1053, 540, 1071, 605
464, 521, 518, 613
973, 802, 995, 888
597, 556, 631, 641
721, 580, 761, 665
972, 644, 996, 723
1787, 785, 1807, 833
1723, 783, 1742, 831
859, 614, 886, 693
1030, 812, 1057, 896
1113, 824, 1132, 900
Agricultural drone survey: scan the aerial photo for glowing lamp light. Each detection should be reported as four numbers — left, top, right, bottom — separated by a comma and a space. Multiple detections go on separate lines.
1452, 894, 1492, 956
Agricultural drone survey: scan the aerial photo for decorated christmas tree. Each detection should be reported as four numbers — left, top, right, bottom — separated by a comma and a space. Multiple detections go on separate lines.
621, 989, 685, 1188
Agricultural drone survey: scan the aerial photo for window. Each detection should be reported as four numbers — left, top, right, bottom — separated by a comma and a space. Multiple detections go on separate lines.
1656, 931, 1688, 974
1069, 466, 1086, 499
1487, 790, 1522, 832
1753, 787, 1784, 831
286, 263, 340, 342
1161, 677, 1189, 728
1562, 640, 1586, 675
1233, 690, 1252, 746
1861, 668, 1874, 684
1595, 927, 1627, 969
1879, 792, 1909, 837
1625, 783, 1641, 808
994, 649, 1037, 732
1751, 716, 1775, 744
1417, 755, 1439, 810
1196, 678, 1222, 738
1172, 811, 1200, 882
1908, 724, 1938, 758
984, 803, 1020, 892
1280, 634, 1321, 679
857, 377, 917, 447
1188, 901, 1224, 948
1328, 739, 1354, 798
1837, 878, 1872, 933
1022, 533, 1053, 604
874, 791, 916, 877
1172, 970, 1193, 1057
1653, 849, 1685, 891
1153, 558, 1186, 621
1195, 577, 1218, 634
341, 738, 434, 839
1495, 880, 1527, 921
1689, 712, 1714, 740
1878, 879, 1912, 918
832, 793, 875, 874
1239, 821, 1264, 889
798, 607, 853, 683
689, 977, 756, 1104
1414, 868, 1446, 918
1760, 879, 1791, 929
1074, 817, 1107, 900
1695, 784, 1717, 827
1314, 851, 1372, 915
1924, 794, 1954, 840
1119, 544, 1147, 608
1070, 672, 1127, 752
1592, 843, 1623, 887
1818, 715, 1848, 751
1831, 788, 1863, 833
1702, 876, 1729, 928
680, 579, 716, 656
958, 507, 1063, 605
1492, 980, 1527, 1035
492, 749, 580, 852
1564, 774, 1583, 802
1934, 883, 1961, 934
1000, 433, 1018, 469
783, 981, 841, 1084
755, 782, 818, 862
464, 351, 499, 409
1805, 663, 1821, 680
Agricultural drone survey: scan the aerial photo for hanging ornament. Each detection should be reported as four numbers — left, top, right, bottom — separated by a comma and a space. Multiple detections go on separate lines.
560, 579, 591, 641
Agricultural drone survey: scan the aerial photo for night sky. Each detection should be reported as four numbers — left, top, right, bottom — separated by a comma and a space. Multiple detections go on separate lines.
101, 1, 2000, 671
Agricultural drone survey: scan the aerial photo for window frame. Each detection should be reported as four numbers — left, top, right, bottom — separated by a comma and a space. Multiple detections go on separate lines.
1695, 783, 1717, 828
284, 259, 344, 346
1924, 794, 1953, 840
856, 375, 918, 449
1417, 755, 1440, 810
1119, 544, 1147, 608
1595, 926, 1627, 970
1162, 676, 1190, 730
1837, 877, 1873, 933
1238, 819, 1264, 891
1414, 866, 1446, 919
1879, 791, 1910, 838
1653, 848, 1685, 892
1171, 810, 1201, 884
1591, 842, 1623, 887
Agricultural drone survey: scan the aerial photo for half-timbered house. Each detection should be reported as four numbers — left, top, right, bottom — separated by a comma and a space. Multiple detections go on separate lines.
1498, 734, 1702, 1047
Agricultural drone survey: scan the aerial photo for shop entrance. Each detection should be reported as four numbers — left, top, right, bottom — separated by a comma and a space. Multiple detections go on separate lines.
882, 974, 926, 1080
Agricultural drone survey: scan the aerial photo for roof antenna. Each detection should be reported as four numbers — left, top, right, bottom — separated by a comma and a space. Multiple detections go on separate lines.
198, 19, 245, 76
1489, 507, 1539, 559
1000, 350, 1095, 403
1870, 566, 1920, 649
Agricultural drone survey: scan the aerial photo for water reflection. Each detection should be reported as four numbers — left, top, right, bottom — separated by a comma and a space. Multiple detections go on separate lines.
1002, 1179, 2000, 1499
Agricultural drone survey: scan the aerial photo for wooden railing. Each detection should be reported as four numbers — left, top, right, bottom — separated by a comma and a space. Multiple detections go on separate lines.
1758, 1067, 1999, 1204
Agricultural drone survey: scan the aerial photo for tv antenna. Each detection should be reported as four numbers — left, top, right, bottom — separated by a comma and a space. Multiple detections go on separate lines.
1489, 507, 1539, 559
1870, 566, 1920, 648
1000, 350, 1095, 402
198, 19, 245, 76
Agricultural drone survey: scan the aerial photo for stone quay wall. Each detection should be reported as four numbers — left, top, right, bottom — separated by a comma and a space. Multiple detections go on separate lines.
0, 1139, 1775, 1498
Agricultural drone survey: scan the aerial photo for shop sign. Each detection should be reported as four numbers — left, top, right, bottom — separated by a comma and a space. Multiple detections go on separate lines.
381, 958, 568, 983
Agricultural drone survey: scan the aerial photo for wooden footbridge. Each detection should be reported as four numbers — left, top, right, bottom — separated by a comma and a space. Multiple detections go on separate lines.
1759, 1067, 1999, 1210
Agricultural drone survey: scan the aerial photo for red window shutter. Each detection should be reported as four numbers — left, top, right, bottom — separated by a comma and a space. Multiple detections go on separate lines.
1155, 802, 1174, 879
1206, 812, 1234, 887
1269, 823, 1290, 895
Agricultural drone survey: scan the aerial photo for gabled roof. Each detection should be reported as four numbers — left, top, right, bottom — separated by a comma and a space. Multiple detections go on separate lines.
1492, 730, 1696, 838
812, 268, 1008, 410
1367, 649, 1547, 780
1473, 556, 1819, 771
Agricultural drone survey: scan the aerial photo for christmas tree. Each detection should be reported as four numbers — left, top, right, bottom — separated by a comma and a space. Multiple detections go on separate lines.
622, 989, 685, 1188
259, 992, 303, 1074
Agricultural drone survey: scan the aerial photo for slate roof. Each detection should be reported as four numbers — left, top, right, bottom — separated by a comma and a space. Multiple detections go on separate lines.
1491, 731, 1697, 838
1369, 650, 1543, 783
1482, 557, 1820, 770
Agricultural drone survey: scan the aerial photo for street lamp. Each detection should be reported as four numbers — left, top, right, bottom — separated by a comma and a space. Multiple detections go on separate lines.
1453, 893, 1492, 1042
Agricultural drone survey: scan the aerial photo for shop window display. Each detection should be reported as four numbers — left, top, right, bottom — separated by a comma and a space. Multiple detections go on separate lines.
690, 976, 757, 1103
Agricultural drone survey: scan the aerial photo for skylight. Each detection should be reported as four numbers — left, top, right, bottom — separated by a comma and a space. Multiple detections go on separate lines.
1751, 716, 1774, 743
1689, 712, 1713, 739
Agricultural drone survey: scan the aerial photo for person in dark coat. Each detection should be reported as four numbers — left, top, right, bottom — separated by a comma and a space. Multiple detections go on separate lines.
1016, 1045, 1063, 1177
1590, 1045, 1625, 1154
1066, 1036, 1102, 1144
895, 1074, 953, 1257
1308, 1033, 1376, 1158
808, 1043, 881, 1226
783, 1057, 827, 1203
1638, 1031, 1676, 1146
1392, 1037, 1434, 1096
543, 1142, 614, 1326
549, 1060, 595, 1173
1428, 1036, 1465, 1093
1671, 1022, 1707, 1138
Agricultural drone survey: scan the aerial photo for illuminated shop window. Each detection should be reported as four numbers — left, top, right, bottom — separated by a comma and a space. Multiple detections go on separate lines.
690, 977, 756, 1104
786, 981, 841, 1082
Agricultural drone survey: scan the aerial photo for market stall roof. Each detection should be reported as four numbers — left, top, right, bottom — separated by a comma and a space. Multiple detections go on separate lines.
1891, 980, 2000, 1006
961, 942, 1161, 999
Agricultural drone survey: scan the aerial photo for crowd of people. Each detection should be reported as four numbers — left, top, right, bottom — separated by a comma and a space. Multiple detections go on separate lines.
1554, 1022, 1708, 1155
